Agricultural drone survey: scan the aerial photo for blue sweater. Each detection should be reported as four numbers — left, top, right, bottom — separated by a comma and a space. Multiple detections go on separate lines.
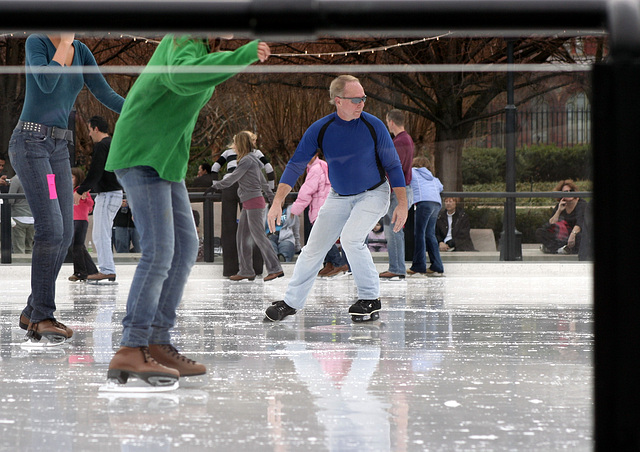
20, 34, 124, 128
280, 111, 405, 196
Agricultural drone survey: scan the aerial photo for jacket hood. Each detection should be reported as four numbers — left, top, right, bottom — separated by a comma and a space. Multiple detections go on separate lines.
414, 167, 434, 181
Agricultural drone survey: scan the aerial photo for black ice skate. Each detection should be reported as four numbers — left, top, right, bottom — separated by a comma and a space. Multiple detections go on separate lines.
100, 346, 180, 393
349, 298, 381, 322
264, 300, 297, 322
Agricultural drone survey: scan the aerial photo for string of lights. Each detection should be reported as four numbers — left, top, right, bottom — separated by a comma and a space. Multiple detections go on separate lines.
1, 31, 452, 57
270, 33, 452, 57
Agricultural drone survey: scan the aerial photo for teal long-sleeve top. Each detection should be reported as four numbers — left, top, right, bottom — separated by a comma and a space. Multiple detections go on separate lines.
106, 35, 259, 182
20, 34, 124, 128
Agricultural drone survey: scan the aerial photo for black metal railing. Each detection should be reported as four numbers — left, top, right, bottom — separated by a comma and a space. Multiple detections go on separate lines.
465, 108, 592, 148
1, 190, 591, 264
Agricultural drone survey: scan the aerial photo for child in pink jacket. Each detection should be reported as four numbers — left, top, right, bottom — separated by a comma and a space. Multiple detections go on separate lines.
290, 154, 331, 223
70, 167, 98, 281
291, 154, 349, 277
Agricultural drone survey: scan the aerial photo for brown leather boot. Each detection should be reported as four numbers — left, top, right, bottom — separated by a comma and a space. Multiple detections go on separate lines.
21, 315, 73, 338
108, 346, 180, 387
317, 262, 334, 277
148, 344, 207, 377
26, 319, 73, 343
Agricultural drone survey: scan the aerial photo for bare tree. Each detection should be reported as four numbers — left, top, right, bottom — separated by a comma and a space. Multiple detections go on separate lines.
260, 36, 599, 190
0, 35, 26, 171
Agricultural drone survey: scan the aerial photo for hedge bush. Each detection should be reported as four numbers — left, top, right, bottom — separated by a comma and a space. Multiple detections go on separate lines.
462, 144, 592, 184
464, 205, 555, 243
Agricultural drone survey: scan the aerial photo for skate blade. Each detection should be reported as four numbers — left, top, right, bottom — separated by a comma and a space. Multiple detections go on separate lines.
20, 336, 68, 350
86, 280, 118, 286
350, 312, 380, 323
99, 378, 179, 393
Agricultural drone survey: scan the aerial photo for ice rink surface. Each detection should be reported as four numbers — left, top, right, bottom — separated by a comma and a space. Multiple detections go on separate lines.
0, 262, 593, 451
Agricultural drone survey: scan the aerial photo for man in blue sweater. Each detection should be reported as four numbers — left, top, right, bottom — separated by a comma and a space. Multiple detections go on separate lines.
266, 75, 408, 322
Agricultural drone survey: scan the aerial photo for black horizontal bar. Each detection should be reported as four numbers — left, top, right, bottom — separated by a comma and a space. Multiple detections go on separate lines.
0, 0, 608, 36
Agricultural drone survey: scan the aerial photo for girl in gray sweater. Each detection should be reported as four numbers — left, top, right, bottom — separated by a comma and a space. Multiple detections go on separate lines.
212, 132, 284, 281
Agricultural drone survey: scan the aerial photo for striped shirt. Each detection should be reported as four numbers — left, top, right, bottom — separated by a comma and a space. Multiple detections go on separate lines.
212, 148, 275, 189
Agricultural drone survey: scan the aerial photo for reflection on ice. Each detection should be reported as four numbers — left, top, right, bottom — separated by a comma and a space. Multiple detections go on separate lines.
0, 263, 592, 450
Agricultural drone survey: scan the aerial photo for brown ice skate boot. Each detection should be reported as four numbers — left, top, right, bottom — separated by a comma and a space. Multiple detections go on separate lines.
107, 346, 180, 387
149, 344, 207, 377
25, 319, 73, 344
20, 314, 73, 338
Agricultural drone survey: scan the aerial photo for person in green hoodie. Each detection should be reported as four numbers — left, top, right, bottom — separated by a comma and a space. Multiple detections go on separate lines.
103, 35, 271, 390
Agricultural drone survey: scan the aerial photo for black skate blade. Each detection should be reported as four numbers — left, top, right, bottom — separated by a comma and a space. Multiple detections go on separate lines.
99, 377, 179, 393
350, 312, 380, 323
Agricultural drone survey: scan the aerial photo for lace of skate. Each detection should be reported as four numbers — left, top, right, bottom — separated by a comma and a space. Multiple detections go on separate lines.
352, 299, 370, 310
161, 344, 197, 365
51, 319, 68, 332
140, 346, 157, 364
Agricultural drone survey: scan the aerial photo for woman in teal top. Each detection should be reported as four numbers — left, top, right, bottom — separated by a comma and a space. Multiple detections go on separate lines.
10, 33, 124, 346
104, 36, 271, 389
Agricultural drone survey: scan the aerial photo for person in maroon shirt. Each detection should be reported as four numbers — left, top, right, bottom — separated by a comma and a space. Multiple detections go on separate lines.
379, 109, 415, 280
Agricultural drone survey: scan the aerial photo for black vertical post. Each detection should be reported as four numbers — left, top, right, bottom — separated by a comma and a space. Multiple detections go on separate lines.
594, 2, 640, 448
500, 38, 522, 261
1, 200, 11, 263
203, 197, 215, 262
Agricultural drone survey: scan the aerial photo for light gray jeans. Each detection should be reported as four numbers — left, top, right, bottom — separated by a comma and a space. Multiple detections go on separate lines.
284, 182, 391, 310
93, 190, 123, 275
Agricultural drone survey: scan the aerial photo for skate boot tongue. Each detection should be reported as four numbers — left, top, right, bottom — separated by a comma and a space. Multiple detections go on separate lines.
149, 344, 207, 377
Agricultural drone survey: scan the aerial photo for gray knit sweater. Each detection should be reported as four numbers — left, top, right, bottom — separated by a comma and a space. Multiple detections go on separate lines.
211, 153, 274, 204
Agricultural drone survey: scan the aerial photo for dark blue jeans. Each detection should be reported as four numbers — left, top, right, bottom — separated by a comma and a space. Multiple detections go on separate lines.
411, 201, 444, 273
9, 128, 74, 322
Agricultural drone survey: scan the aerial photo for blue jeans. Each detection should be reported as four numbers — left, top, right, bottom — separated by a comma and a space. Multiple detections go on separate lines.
284, 182, 390, 310
9, 128, 74, 323
114, 226, 140, 253
382, 189, 413, 274
93, 190, 123, 274
325, 243, 347, 267
269, 235, 295, 262
115, 166, 199, 347
411, 201, 444, 273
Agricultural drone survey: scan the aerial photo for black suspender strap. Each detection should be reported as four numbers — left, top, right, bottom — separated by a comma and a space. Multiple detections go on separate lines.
317, 115, 387, 194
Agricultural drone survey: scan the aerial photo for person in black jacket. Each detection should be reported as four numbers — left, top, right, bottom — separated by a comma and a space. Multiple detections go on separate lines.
74, 116, 122, 282
191, 162, 214, 188
436, 197, 475, 252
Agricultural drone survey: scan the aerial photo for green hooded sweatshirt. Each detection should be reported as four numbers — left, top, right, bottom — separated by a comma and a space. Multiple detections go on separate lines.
106, 35, 259, 182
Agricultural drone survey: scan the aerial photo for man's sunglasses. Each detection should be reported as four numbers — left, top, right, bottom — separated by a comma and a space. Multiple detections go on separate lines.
339, 95, 367, 104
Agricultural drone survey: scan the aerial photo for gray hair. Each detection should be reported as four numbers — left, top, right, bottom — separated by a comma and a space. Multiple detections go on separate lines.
329, 75, 360, 105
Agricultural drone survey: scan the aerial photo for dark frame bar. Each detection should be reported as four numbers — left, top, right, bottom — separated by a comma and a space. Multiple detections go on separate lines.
0, 0, 608, 36
3, 0, 639, 448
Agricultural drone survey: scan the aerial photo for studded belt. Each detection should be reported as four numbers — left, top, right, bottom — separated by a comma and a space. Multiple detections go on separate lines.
17, 121, 74, 141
